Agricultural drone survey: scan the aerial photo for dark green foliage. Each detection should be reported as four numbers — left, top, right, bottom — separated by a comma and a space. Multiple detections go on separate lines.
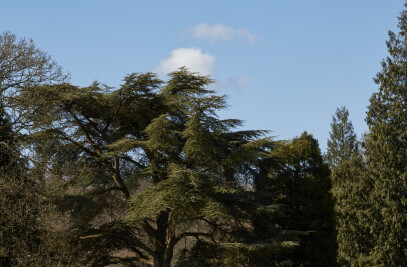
253, 132, 337, 266
360, 4, 407, 265
330, 155, 371, 265
15, 68, 270, 266
326, 107, 364, 265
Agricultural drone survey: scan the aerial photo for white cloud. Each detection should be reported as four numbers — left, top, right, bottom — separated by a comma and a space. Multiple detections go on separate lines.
154, 47, 215, 76
190, 23, 257, 44
226, 76, 250, 91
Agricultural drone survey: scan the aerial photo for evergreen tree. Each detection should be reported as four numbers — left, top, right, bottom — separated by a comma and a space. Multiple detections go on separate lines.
329, 154, 371, 265
326, 106, 358, 170
326, 107, 363, 265
16, 69, 270, 266
255, 132, 337, 266
362, 3, 407, 264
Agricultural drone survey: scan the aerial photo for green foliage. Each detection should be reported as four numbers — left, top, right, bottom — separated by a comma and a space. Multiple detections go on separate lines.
326, 107, 364, 265
13, 68, 270, 266
127, 165, 225, 226
330, 155, 371, 265
326, 106, 358, 170
254, 132, 337, 266
360, 4, 407, 265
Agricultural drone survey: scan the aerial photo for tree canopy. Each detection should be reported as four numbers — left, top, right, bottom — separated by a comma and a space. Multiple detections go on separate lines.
13, 69, 278, 266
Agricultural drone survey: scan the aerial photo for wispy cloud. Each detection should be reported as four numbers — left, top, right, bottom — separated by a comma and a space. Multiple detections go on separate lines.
226, 76, 250, 91
189, 23, 257, 44
154, 47, 215, 76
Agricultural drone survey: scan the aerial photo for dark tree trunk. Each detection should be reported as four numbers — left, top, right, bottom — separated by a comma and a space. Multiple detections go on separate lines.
153, 210, 173, 267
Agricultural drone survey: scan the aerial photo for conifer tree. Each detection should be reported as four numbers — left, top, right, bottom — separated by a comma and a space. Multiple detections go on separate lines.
255, 132, 337, 266
362, 3, 407, 265
326, 107, 364, 265
326, 106, 358, 170
329, 154, 370, 265
16, 69, 270, 266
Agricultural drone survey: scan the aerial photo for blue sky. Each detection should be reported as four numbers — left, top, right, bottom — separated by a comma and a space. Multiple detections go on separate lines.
1, 1, 404, 151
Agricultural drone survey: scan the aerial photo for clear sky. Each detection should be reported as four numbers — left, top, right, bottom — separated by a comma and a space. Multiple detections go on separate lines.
1, 1, 405, 151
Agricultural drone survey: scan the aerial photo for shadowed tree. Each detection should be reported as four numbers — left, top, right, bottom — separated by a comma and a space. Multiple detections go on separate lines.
326, 107, 364, 265
252, 133, 337, 266
0, 31, 67, 266
0, 106, 43, 266
272, 133, 336, 266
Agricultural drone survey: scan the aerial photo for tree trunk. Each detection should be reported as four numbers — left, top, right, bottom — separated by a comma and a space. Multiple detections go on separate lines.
154, 250, 173, 267
163, 246, 174, 267
153, 210, 173, 267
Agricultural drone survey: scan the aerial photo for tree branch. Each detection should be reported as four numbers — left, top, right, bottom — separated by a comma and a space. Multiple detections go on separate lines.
80, 232, 157, 260
173, 231, 215, 246
113, 156, 130, 198
70, 112, 104, 156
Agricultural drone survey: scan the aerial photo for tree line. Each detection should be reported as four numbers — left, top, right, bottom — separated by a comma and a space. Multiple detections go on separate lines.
2, 3, 407, 266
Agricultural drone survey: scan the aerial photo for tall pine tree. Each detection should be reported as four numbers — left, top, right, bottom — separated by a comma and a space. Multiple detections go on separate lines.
363, 3, 407, 265
326, 107, 364, 265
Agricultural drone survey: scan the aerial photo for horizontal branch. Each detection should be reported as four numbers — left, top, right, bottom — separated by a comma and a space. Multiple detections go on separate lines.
174, 231, 215, 245
79, 231, 157, 260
